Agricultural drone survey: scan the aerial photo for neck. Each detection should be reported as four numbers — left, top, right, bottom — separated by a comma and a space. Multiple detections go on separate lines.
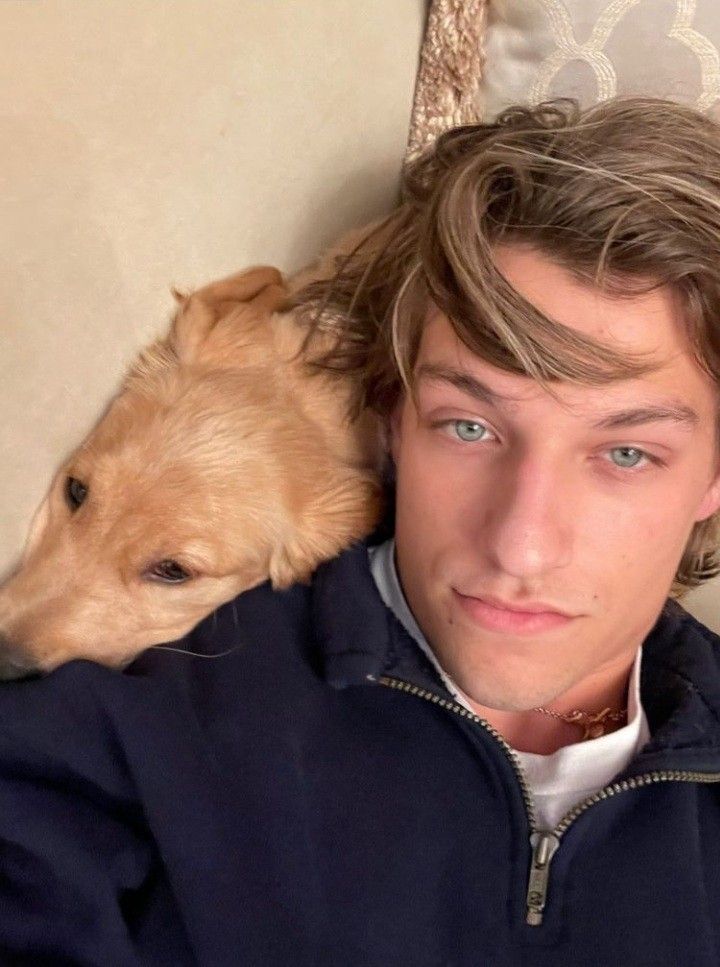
456, 659, 635, 755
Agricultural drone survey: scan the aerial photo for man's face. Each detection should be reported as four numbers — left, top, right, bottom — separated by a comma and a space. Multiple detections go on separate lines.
391, 245, 720, 712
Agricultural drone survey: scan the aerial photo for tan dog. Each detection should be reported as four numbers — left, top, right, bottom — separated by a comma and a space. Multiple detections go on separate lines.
0, 267, 382, 677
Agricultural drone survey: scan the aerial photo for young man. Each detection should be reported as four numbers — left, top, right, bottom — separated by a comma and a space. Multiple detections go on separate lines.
2, 96, 720, 965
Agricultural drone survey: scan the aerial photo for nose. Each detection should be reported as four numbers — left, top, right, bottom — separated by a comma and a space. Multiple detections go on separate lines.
0, 631, 39, 681
480, 454, 573, 579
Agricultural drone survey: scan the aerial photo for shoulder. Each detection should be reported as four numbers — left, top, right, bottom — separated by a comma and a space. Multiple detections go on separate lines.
126, 576, 322, 703
658, 597, 720, 662
0, 541, 390, 780
0, 578, 313, 770
643, 598, 720, 733
127, 539, 391, 707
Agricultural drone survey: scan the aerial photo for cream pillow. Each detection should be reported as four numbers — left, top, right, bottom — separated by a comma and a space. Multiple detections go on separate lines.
481, 0, 720, 119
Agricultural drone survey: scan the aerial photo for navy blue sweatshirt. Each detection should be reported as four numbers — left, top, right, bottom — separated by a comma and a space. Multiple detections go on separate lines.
0, 540, 720, 966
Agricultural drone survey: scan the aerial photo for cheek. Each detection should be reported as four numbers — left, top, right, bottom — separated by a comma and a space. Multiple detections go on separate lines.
576, 485, 697, 597
394, 427, 462, 517
393, 439, 492, 568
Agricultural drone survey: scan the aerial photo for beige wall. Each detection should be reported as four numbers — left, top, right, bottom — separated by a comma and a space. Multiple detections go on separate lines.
0, 0, 424, 572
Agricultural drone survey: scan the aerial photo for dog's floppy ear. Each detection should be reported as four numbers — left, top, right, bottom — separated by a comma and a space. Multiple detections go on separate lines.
268, 471, 382, 589
170, 266, 285, 363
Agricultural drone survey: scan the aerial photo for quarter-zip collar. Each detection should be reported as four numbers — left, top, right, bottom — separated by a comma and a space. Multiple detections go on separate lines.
313, 541, 720, 776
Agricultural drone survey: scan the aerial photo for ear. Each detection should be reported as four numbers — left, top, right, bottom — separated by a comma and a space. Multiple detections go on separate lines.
268, 472, 382, 589
170, 266, 285, 363
694, 468, 720, 522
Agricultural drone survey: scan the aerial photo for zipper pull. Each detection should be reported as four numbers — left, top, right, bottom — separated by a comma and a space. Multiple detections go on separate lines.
525, 831, 560, 926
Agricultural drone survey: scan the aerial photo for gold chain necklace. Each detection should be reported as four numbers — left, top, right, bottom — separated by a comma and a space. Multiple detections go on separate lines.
532, 704, 628, 741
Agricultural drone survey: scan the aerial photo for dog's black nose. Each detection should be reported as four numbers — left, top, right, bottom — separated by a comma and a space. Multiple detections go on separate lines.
0, 633, 38, 681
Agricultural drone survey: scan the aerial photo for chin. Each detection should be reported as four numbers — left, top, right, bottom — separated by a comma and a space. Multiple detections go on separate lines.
440, 630, 576, 706
457, 675, 570, 714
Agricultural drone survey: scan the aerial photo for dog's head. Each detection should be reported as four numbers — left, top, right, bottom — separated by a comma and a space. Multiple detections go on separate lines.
0, 268, 381, 676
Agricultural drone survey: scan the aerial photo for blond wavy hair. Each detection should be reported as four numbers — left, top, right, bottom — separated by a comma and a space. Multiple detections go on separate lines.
290, 96, 720, 598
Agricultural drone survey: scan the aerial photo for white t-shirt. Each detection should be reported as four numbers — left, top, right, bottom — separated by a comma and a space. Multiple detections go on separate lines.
368, 539, 651, 830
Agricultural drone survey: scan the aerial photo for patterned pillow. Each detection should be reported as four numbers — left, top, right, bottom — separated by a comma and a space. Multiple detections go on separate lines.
481, 0, 720, 119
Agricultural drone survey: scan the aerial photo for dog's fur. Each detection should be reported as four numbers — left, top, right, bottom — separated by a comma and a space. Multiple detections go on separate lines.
0, 265, 383, 677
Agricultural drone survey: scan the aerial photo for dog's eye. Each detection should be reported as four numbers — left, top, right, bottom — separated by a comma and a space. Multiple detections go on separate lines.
146, 560, 192, 584
65, 476, 88, 511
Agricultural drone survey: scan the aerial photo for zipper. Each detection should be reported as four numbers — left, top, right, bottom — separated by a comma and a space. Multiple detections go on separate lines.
379, 675, 720, 927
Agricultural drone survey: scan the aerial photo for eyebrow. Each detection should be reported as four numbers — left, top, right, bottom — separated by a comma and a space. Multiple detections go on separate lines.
415, 363, 701, 432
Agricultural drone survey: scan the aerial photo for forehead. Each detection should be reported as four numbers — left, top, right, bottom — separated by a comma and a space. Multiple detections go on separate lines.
493, 244, 682, 353
416, 245, 717, 422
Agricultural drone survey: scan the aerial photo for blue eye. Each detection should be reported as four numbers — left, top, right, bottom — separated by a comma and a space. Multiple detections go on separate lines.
453, 420, 488, 442
610, 447, 645, 469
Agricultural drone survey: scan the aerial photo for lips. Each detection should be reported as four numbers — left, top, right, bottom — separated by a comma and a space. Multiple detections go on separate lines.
452, 590, 576, 635
473, 593, 572, 617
